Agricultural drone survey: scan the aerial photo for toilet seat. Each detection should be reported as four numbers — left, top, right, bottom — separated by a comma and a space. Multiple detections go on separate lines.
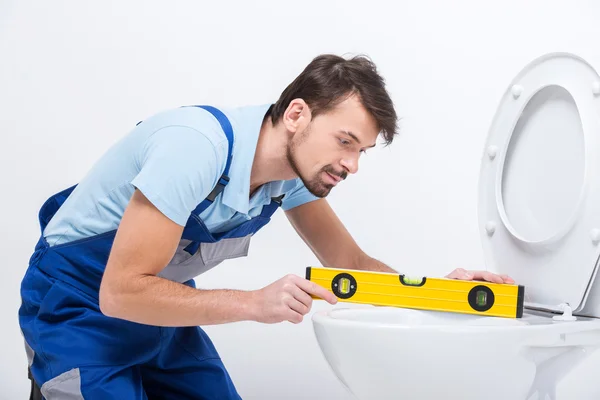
478, 52, 600, 315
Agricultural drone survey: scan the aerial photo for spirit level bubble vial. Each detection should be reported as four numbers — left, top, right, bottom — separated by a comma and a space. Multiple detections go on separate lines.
306, 266, 525, 318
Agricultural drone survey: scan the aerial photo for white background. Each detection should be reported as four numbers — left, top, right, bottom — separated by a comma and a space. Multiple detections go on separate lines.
1, 1, 599, 399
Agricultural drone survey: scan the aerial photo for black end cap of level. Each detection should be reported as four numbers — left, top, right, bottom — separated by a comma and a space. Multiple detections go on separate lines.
516, 285, 525, 318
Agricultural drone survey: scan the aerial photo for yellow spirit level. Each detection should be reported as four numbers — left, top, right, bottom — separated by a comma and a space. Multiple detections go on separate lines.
306, 266, 525, 318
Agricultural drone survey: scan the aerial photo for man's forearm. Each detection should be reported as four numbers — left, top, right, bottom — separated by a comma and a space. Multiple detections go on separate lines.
333, 251, 397, 273
99, 274, 257, 327
356, 254, 398, 273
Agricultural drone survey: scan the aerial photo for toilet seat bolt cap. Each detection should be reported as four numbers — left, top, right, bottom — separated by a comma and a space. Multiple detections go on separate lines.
590, 229, 600, 244
592, 81, 600, 96
511, 85, 523, 98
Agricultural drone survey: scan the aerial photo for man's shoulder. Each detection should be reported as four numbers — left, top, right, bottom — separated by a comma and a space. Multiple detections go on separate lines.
139, 105, 232, 149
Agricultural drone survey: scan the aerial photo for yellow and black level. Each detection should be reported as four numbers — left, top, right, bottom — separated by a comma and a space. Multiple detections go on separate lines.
306, 266, 525, 318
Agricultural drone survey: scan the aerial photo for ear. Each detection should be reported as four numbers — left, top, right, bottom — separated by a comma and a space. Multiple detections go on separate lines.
282, 98, 311, 134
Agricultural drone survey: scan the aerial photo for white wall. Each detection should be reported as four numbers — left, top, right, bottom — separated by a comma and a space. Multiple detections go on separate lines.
1, 1, 599, 398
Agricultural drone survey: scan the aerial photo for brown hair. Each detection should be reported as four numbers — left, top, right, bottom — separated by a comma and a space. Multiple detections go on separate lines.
269, 53, 398, 145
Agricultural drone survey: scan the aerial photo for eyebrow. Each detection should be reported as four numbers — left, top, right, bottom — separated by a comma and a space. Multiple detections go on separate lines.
339, 130, 377, 148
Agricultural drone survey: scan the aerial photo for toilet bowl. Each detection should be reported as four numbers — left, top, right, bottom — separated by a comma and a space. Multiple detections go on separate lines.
311, 52, 600, 400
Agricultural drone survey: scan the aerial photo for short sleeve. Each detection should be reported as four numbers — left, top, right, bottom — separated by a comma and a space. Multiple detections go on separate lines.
131, 125, 227, 226
281, 178, 320, 211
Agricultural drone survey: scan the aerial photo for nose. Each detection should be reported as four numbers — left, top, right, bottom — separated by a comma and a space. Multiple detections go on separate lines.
340, 154, 359, 175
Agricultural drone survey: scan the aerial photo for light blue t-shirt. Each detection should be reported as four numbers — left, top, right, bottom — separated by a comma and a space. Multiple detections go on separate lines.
43, 103, 319, 247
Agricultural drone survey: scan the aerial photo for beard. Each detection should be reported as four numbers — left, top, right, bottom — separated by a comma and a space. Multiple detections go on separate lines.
285, 130, 347, 198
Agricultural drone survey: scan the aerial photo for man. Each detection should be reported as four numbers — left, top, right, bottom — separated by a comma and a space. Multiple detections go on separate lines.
19, 53, 513, 399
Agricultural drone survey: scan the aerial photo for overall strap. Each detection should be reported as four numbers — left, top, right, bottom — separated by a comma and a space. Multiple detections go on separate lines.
258, 194, 285, 219
181, 105, 235, 255
185, 105, 235, 213
191, 105, 234, 178
137, 105, 234, 199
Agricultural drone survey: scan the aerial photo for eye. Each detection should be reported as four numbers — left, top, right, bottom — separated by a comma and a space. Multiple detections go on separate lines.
338, 137, 350, 146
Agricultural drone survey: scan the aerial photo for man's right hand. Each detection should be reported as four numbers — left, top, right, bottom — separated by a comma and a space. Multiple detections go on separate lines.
249, 274, 338, 324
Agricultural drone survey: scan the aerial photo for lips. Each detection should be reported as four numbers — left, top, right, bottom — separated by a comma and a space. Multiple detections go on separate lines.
325, 172, 342, 184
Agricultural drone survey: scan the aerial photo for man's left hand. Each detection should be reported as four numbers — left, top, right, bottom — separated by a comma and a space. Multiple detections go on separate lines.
445, 268, 514, 284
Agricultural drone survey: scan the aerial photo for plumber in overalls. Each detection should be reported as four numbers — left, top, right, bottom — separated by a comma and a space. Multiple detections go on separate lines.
18, 54, 514, 399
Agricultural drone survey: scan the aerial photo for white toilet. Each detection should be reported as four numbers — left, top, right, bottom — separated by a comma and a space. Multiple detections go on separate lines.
311, 52, 600, 400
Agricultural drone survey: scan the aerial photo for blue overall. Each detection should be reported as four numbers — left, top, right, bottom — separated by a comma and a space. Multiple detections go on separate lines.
19, 106, 282, 399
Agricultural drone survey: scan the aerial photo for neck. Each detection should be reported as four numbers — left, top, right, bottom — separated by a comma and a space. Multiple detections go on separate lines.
249, 116, 297, 195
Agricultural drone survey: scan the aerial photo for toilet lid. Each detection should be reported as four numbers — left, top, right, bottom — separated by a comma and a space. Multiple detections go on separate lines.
478, 52, 600, 314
